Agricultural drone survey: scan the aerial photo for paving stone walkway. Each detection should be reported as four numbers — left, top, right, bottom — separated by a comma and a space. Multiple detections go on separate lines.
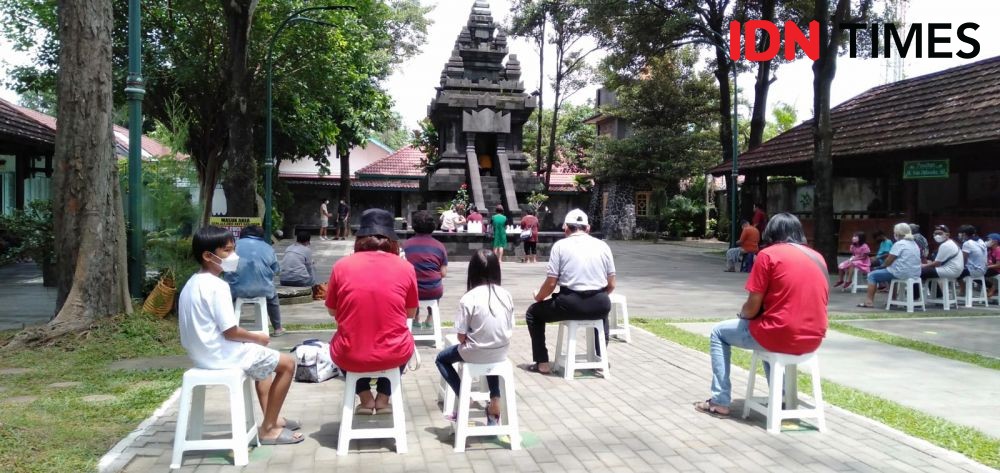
675, 321, 1000, 439
106, 325, 996, 473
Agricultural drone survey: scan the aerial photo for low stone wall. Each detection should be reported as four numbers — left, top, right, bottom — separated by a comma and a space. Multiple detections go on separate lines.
396, 230, 571, 261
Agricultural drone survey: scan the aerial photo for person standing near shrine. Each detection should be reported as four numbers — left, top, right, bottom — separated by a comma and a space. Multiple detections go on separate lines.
491, 205, 508, 261
751, 202, 768, 234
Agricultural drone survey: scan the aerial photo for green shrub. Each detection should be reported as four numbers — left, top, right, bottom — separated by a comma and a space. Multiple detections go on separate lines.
0, 200, 54, 266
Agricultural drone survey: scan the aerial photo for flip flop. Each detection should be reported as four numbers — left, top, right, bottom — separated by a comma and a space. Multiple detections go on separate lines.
374, 405, 393, 415
694, 400, 730, 418
283, 418, 301, 431
355, 405, 375, 415
260, 427, 304, 445
856, 303, 875, 308
525, 363, 551, 375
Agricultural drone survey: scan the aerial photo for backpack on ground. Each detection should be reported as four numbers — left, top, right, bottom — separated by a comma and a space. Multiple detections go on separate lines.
290, 339, 339, 383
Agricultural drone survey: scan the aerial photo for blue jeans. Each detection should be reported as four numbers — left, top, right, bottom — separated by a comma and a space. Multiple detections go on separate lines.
435, 345, 500, 399
710, 318, 766, 407
867, 268, 895, 284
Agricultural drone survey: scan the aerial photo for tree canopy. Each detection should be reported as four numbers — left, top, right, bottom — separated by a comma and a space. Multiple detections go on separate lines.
0, 0, 430, 223
588, 50, 720, 188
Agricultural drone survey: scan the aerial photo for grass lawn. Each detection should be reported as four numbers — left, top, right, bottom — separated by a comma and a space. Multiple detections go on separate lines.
0, 311, 185, 473
634, 318, 1000, 469
828, 321, 1000, 371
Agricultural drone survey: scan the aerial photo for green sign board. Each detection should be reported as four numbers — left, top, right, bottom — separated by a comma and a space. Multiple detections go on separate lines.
902, 160, 949, 180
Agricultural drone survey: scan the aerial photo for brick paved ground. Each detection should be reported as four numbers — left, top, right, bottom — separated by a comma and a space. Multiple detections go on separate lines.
109, 326, 995, 473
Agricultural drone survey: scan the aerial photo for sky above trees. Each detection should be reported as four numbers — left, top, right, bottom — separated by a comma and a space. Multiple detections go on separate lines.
1, 0, 999, 131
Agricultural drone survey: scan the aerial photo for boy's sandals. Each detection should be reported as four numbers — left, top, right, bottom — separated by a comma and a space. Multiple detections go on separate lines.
260, 428, 304, 445
856, 302, 876, 308
694, 400, 730, 418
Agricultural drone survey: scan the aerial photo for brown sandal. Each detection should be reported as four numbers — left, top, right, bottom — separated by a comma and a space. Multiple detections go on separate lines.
694, 399, 730, 418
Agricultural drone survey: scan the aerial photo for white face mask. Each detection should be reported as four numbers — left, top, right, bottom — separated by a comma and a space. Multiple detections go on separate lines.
211, 252, 240, 272
934, 234, 947, 243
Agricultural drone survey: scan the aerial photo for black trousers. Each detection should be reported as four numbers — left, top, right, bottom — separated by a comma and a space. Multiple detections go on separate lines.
526, 289, 611, 363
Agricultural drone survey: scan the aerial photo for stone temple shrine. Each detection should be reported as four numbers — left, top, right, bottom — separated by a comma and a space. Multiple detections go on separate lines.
425, 1, 539, 219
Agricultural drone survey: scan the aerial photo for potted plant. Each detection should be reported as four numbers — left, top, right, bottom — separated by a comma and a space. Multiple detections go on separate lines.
0, 200, 56, 286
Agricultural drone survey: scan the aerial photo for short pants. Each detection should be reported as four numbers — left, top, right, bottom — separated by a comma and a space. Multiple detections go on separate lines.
241, 343, 281, 381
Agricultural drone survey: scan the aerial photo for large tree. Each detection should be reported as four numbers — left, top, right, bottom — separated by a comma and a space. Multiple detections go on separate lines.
522, 103, 596, 174
4, 0, 130, 349
1, 0, 429, 225
588, 50, 720, 187
510, 0, 595, 192
811, 0, 875, 268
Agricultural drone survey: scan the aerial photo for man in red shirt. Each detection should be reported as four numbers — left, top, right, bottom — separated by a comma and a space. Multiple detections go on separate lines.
724, 220, 760, 272
696, 213, 828, 418
751, 202, 768, 233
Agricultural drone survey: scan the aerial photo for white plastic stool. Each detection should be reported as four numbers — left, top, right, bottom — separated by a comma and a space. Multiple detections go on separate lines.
608, 293, 632, 343
552, 320, 610, 380
962, 276, 989, 308
412, 299, 443, 349
993, 275, 1000, 306
449, 360, 521, 452
885, 278, 926, 313
437, 335, 490, 416
170, 368, 259, 469
234, 297, 268, 333
849, 269, 868, 293
924, 277, 958, 310
338, 368, 407, 455
742, 350, 826, 434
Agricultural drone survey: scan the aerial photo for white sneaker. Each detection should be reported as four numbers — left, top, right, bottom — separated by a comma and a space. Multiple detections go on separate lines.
320, 237, 327, 240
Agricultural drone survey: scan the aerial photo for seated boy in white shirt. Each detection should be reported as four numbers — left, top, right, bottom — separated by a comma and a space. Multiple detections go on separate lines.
178, 226, 303, 445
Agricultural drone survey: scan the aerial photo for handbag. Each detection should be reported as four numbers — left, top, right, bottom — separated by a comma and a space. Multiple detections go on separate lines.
290, 339, 339, 383
519, 229, 532, 241
311, 283, 327, 300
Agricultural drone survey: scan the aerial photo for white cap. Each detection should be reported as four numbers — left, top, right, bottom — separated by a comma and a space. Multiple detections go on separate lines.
563, 209, 589, 226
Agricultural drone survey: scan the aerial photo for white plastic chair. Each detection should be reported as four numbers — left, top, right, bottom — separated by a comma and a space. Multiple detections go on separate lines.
234, 297, 268, 334
608, 293, 632, 343
742, 350, 827, 434
849, 269, 868, 294
962, 275, 989, 308
411, 299, 443, 349
170, 368, 259, 469
448, 360, 521, 452
923, 277, 958, 310
552, 320, 610, 380
338, 368, 407, 455
885, 278, 926, 313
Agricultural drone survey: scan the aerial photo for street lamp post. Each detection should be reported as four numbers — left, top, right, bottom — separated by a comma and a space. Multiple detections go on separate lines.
264, 5, 354, 239
126, 0, 145, 297
729, 67, 739, 249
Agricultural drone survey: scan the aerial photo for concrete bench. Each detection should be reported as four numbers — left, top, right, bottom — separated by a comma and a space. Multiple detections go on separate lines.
276, 286, 313, 305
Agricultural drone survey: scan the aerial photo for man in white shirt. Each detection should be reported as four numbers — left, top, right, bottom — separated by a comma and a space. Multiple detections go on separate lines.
958, 225, 988, 279
525, 209, 616, 375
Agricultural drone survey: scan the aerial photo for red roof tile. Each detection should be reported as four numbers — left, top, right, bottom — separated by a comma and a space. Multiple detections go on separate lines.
0, 99, 54, 148
710, 55, 1000, 174
6, 99, 178, 159
284, 178, 420, 190
356, 145, 425, 177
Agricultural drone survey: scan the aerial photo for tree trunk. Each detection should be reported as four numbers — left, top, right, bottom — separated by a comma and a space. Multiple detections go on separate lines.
4, 0, 129, 349
713, 44, 735, 224
339, 145, 351, 205
748, 0, 776, 150
544, 36, 564, 193
219, 0, 259, 218
197, 156, 222, 224
535, 18, 545, 175
811, 0, 851, 270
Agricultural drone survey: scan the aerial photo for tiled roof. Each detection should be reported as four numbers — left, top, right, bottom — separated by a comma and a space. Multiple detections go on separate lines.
0, 99, 55, 148
6, 99, 177, 159
710, 55, 1000, 174
356, 145, 425, 177
284, 178, 420, 190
